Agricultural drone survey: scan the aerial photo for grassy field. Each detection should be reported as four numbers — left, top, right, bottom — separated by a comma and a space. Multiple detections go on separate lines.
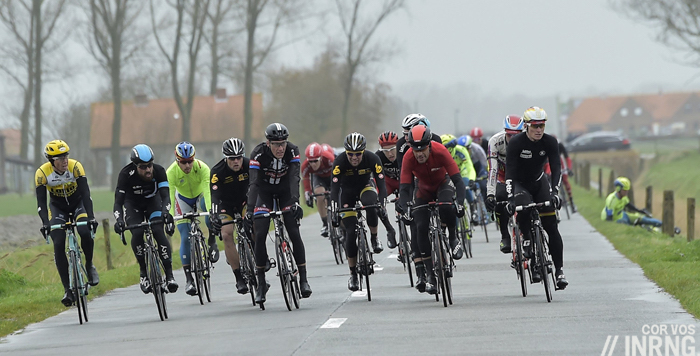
572, 183, 700, 318
0, 188, 116, 218
631, 137, 700, 155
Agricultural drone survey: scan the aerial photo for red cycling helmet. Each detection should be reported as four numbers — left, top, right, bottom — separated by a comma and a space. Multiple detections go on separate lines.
305, 142, 323, 160
407, 125, 432, 151
470, 127, 483, 140
378, 130, 399, 147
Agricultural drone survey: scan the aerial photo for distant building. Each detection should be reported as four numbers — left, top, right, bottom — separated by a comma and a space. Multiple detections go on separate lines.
90, 89, 264, 186
0, 128, 33, 193
566, 91, 700, 138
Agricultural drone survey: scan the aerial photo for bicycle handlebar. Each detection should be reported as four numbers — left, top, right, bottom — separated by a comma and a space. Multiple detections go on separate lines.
173, 211, 210, 221
43, 221, 90, 244
409, 201, 455, 211
515, 201, 550, 212
253, 209, 292, 219
338, 204, 380, 213
310, 192, 331, 198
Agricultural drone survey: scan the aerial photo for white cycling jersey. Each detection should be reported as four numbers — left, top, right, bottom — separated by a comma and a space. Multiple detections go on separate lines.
468, 144, 487, 175
486, 130, 508, 196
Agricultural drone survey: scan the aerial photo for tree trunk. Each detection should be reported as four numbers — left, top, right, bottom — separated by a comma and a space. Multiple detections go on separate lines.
32, 0, 42, 166
209, 23, 219, 96
243, 3, 257, 149
19, 62, 33, 161
110, 42, 123, 186
340, 65, 355, 142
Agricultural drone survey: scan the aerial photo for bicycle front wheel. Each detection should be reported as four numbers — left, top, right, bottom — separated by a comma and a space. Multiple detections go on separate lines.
199, 237, 212, 303
560, 190, 570, 220
276, 235, 293, 311
146, 249, 167, 321
477, 196, 489, 242
191, 237, 205, 305
535, 227, 553, 303
398, 220, 414, 287
358, 228, 372, 302
513, 225, 527, 297
69, 251, 87, 324
239, 239, 257, 306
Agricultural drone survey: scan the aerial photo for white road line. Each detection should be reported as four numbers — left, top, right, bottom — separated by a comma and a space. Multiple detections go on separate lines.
320, 318, 347, 328
387, 253, 398, 259
374, 264, 383, 271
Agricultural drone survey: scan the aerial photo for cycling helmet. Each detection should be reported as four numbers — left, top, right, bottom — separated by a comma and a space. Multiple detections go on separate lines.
305, 142, 323, 159
469, 127, 483, 140
131, 144, 154, 164
614, 177, 631, 191
416, 116, 431, 129
401, 113, 427, 130
265, 123, 289, 141
321, 143, 334, 155
522, 106, 547, 124
457, 135, 473, 148
175, 141, 196, 161
378, 131, 399, 147
504, 115, 524, 133
440, 134, 457, 148
44, 140, 70, 160
222, 138, 245, 157
344, 132, 366, 151
407, 125, 432, 151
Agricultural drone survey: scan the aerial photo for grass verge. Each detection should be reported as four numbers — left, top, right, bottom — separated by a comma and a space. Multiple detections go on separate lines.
572, 184, 700, 318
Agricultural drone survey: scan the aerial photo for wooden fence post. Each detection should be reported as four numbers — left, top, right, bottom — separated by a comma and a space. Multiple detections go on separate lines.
688, 198, 695, 242
645, 186, 653, 214
608, 170, 616, 195
598, 168, 603, 197
583, 162, 591, 190
103, 218, 113, 270
662, 190, 674, 236
628, 185, 635, 206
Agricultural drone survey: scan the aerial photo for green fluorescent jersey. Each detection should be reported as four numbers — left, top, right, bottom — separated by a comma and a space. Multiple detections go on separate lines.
601, 191, 629, 222
166, 159, 211, 215
447, 145, 476, 180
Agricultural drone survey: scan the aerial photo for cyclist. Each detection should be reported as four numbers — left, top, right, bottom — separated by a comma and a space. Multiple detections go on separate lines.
396, 113, 440, 170
601, 177, 679, 233
544, 137, 577, 213
166, 141, 213, 297
209, 138, 250, 295
398, 125, 466, 295
36, 140, 99, 306
505, 106, 568, 290
458, 135, 489, 207
247, 123, 311, 304
302, 142, 336, 237
330, 132, 387, 291
486, 115, 525, 254
440, 134, 476, 209
113, 144, 178, 295
375, 131, 399, 249
470, 127, 489, 155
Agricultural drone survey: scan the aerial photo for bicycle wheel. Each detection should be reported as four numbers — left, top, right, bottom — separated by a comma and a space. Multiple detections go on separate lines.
69, 251, 86, 324
276, 234, 293, 311
199, 237, 212, 303
513, 225, 527, 297
477, 197, 489, 242
239, 239, 257, 306
432, 229, 448, 307
358, 228, 372, 301
398, 220, 414, 287
192, 236, 205, 305
78, 263, 89, 323
287, 243, 300, 309
147, 249, 166, 321
535, 227, 553, 303
457, 214, 470, 259
440, 233, 454, 306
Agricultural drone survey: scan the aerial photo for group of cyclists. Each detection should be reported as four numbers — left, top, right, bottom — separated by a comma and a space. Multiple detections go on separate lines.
36, 106, 574, 309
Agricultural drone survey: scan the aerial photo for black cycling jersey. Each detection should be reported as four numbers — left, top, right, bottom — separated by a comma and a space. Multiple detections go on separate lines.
210, 157, 249, 213
505, 132, 561, 198
247, 142, 301, 208
330, 151, 387, 204
113, 163, 171, 219
375, 149, 399, 181
396, 133, 441, 170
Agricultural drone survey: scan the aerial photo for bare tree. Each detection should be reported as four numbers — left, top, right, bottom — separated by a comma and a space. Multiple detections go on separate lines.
204, 0, 239, 95
151, 0, 211, 142
86, 0, 146, 185
334, 0, 404, 141
615, 1, 700, 68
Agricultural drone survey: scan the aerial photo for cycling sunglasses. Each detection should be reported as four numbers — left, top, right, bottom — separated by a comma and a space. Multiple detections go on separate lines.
346, 150, 364, 157
137, 162, 153, 170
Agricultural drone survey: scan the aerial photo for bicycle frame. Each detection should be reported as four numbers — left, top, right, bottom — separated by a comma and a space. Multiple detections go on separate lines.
226, 216, 258, 306
515, 201, 554, 302
339, 203, 379, 302
313, 191, 345, 264
174, 212, 212, 305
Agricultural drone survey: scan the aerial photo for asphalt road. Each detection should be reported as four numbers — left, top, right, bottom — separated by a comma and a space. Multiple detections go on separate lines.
2, 208, 699, 356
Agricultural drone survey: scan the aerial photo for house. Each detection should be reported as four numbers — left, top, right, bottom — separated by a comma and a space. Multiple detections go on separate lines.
0, 128, 33, 193
90, 89, 264, 186
566, 91, 700, 137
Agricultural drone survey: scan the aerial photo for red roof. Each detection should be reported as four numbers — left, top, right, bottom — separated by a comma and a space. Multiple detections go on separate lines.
0, 128, 21, 157
567, 96, 627, 133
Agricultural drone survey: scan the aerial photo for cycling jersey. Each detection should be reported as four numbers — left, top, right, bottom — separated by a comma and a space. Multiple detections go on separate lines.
399, 143, 465, 206
210, 157, 250, 214
505, 132, 561, 198
396, 133, 442, 171
247, 141, 302, 209
330, 151, 387, 204
467, 144, 488, 176
375, 149, 399, 194
35, 159, 95, 224
166, 159, 211, 216
446, 144, 476, 180
301, 148, 335, 194
486, 130, 509, 196
601, 191, 628, 222
113, 163, 171, 216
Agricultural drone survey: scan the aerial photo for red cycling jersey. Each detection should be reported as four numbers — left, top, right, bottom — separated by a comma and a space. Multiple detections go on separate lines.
400, 143, 460, 194
302, 148, 336, 192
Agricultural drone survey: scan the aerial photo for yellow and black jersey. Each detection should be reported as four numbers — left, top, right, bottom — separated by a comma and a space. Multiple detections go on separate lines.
35, 159, 86, 200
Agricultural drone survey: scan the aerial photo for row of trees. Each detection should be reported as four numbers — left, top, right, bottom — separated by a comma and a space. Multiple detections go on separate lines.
0, 0, 405, 184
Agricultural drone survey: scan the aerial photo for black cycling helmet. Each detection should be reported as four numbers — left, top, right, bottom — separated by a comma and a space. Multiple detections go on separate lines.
265, 123, 289, 141
222, 137, 245, 157
131, 144, 154, 164
407, 125, 432, 151
344, 132, 366, 151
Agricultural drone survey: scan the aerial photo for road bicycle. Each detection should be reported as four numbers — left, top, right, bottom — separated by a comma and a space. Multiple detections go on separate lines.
312, 192, 345, 264
254, 197, 301, 311
456, 200, 473, 259
220, 213, 258, 306
174, 212, 212, 305
470, 182, 490, 243
338, 203, 379, 302
515, 201, 556, 303
121, 220, 169, 321
410, 201, 456, 307
559, 187, 571, 220
43, 218, 92, 324
389, 197, 414, 287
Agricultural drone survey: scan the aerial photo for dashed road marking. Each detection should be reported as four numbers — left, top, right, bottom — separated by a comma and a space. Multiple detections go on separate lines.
320, 318, 347, 328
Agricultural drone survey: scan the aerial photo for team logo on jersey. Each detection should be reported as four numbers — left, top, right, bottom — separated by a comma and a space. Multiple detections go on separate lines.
333, 177, 338, 183
520, 150, 532, 159
211, 174, 218, 183
333, 165, 340, 175
375, 164, 382, 174
238, 173, 248, 181
378, 173, 384, 179
539, 150, 546, 156
212, 184, 218, 190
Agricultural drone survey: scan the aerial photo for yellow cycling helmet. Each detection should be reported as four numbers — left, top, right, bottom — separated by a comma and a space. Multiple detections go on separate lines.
44, 140, 70, 160
522, 106, 547, 124
614, 177, 631, 191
